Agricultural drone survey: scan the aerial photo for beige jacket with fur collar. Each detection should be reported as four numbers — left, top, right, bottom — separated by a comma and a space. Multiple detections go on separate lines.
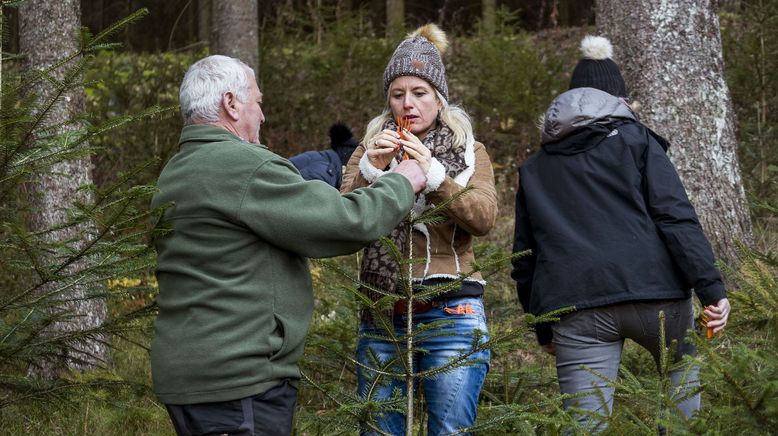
340, 140, 498, 285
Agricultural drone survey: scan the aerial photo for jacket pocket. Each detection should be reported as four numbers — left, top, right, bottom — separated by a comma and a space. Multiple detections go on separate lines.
268, 313, 307, 363
268, 314, 287, 361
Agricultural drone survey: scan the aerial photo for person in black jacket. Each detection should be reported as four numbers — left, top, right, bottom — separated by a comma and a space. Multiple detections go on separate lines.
289, 123, 358, 189
511, 36, 731, 432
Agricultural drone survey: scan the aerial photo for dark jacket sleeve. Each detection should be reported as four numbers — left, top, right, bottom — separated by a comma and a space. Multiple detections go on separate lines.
289, 150, 341, 189
511, 171, 552, 345
642, 131, 726, 306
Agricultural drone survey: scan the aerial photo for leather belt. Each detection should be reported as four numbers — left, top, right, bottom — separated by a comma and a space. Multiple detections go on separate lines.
393, 299, 434, 314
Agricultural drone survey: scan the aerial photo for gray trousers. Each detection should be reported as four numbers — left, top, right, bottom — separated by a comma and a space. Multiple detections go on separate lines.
552, 298, 699, 433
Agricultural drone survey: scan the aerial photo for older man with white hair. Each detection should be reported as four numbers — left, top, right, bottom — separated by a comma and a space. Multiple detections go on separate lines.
150, 55, 427, 435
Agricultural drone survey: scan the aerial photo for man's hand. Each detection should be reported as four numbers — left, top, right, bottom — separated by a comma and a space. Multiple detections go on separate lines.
541, 343, 555, 356
705, 297, 731, 334
392, 160, 427, 193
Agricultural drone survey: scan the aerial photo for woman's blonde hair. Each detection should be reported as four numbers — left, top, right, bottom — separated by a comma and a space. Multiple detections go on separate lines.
362, 88, 474, 151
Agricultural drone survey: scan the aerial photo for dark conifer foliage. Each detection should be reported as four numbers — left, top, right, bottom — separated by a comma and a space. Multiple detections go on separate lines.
0, 6, 167, 407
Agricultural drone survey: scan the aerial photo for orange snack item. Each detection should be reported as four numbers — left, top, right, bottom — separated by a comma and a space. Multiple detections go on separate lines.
395, 117, 410, 160
705, 306, 714, 338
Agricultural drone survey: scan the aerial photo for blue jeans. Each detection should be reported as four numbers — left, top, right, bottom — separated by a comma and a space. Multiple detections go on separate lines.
356, 296, 490, 436
552, 298, 699, 433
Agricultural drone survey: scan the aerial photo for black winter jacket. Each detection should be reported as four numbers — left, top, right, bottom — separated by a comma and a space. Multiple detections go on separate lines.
511, 88, 726, 344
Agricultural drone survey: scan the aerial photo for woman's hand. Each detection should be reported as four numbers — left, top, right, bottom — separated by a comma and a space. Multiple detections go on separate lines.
705, 297, 731, 334
366, 129, 402, 170
397, 129, 431, 174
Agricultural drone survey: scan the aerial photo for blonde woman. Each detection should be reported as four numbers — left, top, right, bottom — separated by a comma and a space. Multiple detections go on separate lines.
341, 24, 498, 435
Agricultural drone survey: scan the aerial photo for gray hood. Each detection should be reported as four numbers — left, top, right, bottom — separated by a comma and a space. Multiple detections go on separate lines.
541, 87, 636, 145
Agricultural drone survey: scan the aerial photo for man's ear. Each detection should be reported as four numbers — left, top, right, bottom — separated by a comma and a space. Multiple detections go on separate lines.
222, 91, 240, 121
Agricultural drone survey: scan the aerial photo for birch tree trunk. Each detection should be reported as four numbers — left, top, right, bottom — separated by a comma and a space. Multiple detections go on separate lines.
596, 0, 753, 263
212, 0, 259, 73
19, 0, 109, 374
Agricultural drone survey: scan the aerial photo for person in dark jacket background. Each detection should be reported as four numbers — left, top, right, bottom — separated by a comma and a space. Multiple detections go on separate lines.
289, 123, 358, 189
511, 36, 731, 432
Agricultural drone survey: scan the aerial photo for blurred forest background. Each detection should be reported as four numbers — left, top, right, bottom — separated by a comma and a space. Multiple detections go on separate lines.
1, 0, 776, 434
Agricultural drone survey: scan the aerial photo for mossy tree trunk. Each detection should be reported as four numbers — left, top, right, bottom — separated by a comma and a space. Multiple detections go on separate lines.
596, 0, 753, 263
19, 0, 110, 375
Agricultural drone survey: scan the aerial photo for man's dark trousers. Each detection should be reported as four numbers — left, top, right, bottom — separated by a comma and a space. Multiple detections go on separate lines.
165, 381, 297, 435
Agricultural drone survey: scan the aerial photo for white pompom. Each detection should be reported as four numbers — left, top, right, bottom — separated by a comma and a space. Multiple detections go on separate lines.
580, 35, 613, 60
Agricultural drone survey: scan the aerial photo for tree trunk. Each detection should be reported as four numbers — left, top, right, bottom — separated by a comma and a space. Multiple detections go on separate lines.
595, 0, 753, 264
198, 0, 211, 46
549, 0, 559, 28
386, 0, 404, 39
482, 0, 496, 32
19, 0, 109, 374
212, 0, 259, 73
336, 0, 353, 22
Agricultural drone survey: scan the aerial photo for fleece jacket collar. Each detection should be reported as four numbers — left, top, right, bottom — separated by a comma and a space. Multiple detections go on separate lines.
178, 124, 269, 151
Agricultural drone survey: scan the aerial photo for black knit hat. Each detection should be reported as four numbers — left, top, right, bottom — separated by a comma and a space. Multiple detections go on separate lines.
329, 122, 358, 149
329, 122, 358, 164
569, 36, 627, 98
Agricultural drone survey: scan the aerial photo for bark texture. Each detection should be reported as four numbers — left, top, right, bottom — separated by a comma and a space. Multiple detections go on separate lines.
20, 0, 109, 374
198, 0, 211, 45
212, 0, 259, 73
596, 0, 753, 263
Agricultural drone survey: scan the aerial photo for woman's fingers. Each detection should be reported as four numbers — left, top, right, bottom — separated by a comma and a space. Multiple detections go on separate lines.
401, 131, 430, 156
400, 143, 430, 173
370, 131, 402, 153
705, 298, 731, 333
367, 127, 435, 173
367, 147, 394, 162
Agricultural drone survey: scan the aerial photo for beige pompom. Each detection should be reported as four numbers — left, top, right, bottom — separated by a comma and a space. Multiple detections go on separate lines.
408, 23, 448, 56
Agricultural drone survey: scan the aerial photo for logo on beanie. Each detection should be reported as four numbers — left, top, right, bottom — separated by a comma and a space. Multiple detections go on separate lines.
412, 59, 426, 71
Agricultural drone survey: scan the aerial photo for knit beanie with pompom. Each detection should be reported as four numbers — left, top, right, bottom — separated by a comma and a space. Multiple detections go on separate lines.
569, 35, 627, 98
383, 23, 450, 101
